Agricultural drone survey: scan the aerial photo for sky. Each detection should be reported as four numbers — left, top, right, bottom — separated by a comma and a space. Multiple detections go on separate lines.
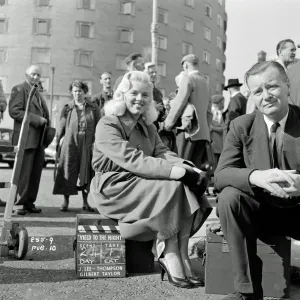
224, 0, 300, 90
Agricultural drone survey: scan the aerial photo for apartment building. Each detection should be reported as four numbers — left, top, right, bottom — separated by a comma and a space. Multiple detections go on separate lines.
0, 0, 227, 127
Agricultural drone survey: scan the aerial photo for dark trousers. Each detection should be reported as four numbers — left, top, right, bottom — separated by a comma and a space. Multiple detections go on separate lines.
15, 146, 45, 207
217, 186, 300, 295
176, 132, 207, 169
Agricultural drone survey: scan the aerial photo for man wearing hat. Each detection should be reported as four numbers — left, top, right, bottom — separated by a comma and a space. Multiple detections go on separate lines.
224, 78, 247, 134
113, 53, 145, 92
164, 54, 212, 169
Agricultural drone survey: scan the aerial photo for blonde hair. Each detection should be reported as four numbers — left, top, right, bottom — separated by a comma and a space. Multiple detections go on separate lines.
104, 71, 158, 125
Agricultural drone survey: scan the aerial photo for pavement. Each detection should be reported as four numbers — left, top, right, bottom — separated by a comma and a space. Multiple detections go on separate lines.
0, 164, 299, 300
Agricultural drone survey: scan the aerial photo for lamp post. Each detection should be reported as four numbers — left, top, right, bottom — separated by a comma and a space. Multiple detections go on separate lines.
49, 66, 55, 125
151, 0, 158, 65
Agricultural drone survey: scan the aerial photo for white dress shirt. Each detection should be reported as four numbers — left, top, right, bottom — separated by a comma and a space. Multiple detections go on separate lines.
263, 110, 289, 138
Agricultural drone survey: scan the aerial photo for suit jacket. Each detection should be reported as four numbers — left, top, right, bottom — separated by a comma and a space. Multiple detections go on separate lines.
91, 90, 113, 118
9, 81, 50, 149
287, 59, 300, 107
164, 70, 212, 141
224, 92, 247, 133
215, 105, 300, 195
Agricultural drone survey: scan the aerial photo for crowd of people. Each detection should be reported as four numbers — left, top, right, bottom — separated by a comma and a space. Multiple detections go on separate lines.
0, 38, 300, 299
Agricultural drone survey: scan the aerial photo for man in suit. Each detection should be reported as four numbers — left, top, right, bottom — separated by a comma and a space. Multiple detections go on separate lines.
113, 53, 145, 92
164, 54, 212, 168
275, 39, 296, 72
9, 65, 50, 215
224, 78, 248, 134
91, 71, 113, 117
215, 61, 300, 300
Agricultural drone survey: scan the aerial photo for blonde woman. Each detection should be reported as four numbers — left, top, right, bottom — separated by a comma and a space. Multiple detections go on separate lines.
90, 71, 212, 288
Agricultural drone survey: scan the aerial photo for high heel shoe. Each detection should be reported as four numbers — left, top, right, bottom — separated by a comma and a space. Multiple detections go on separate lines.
158, 258, 195, 289
186, 274, 204, 287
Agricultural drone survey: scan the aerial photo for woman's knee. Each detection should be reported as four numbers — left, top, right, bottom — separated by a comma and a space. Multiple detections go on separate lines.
217, 186, 242, 215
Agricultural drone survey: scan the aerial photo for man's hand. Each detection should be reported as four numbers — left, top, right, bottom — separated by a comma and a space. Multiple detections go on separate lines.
249, 168, 295, 198
40, 117, 48, 126
282, 173, 300, 197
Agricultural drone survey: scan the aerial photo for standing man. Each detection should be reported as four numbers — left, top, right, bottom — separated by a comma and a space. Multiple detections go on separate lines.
9, 65, 50, 215
91, 71, 113, 117
0, 79, 7, 207
113, 53, 145, 92
224, 78, 248, 134
275, 39, 296, 72
164, 54, 212, 169
215, 61, 300, 300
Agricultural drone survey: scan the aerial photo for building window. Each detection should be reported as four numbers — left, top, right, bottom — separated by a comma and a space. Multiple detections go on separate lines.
0, 19, 8, 34
0, 0, 7, 5
203, 50, 210, 64
35, 0, 51, 6
217, 36, 222, 50
33, 19, 51, 35
0, 48, 7, 64
157, 62, 166, 77
120, 0, 135, 15
74, 50, 93, 67
31, 48, 51, 64
216, 58, 221, 71
185, 0, 195, 8
118, 28, 134, 43
39, 77, 50, 93
205, 4, 212, 18
158, 8, 168, 24
0, 77, 7, 93
203, 74, 209, 84
218, 0, 223, 5
182, 42, 193, 55
184, 17, 194, 33
116, 55, 127, 70
158, 35, 167, 50
78, 0, 96, 10
76, 22, 94, 38
217, 14, 223, 28
204, 27, 211, 41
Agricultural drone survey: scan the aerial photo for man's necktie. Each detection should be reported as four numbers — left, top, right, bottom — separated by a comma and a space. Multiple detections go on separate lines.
270, 122, 280, 168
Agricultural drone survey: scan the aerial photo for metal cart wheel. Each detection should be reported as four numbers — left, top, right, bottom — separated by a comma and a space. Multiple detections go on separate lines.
13, 225, 28, 260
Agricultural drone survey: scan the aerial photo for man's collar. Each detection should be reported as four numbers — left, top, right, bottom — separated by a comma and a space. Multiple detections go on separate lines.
231, 91, 240, 98
118, 110, 149, 138
188, 70, 200, 76
263, 108, 289, 136
275, 59, 287, 72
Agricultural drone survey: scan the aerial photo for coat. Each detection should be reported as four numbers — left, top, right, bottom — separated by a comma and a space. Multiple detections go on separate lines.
164, 70, 212, 141
215, 105, 300, 196
53, 99, 100, 195
0, 80, 6, 113
91, 90, 113, 118
90, 111, 212, 241
9, 81, 50, 149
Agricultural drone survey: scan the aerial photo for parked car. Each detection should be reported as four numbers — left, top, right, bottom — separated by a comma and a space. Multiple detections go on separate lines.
0, 127, 56, 168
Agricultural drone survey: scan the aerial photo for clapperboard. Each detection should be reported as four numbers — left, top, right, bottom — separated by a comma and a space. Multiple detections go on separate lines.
74, 214, 126, 279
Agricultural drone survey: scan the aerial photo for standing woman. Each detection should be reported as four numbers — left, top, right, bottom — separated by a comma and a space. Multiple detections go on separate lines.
53, 81, 100, 212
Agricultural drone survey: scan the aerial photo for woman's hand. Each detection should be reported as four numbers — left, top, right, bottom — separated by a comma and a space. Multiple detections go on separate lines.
169, 166, 186, 180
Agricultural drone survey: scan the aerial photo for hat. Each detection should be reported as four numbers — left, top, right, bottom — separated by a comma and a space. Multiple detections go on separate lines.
224, 79, 243, 91
181, 54, 199, 65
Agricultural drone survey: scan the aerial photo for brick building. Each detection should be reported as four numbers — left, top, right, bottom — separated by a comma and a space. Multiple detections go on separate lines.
0, 0, 227, 128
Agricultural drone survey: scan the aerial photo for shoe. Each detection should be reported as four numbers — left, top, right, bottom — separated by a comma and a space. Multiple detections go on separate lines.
16, 209, 26, 216
0, 199, 6, 207
158, 258, 195, 289
24, 205, 42, 213
186, 274, 204, 286
82, 205, 94, 212
60, 206, 68, 212
222, 292, 261, 300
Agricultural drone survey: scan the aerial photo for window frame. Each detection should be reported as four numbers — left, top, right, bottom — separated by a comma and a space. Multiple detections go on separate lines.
0, 0, 8, 5
184, 0, 195, 8
158, 8, 168, 25
182, 42, 193, 55
184, 17, 194, 33
34, 0, 52, 6
203, 74, 210, 84
216, 58, 221, 71
204, 3, 212, 18
218, 0, 223, 6
33, 18, 51, 35
0, 48, 7, 64
158, 35, 168, 50
203, 50, 211, 65
76, 21, 95, 39
120, 0, 135, 16
217, 14, 223, 28
77, 0, 96, 10
217, 36, 222, 50
118, 27, 134, 44
204, 26, 211, 41
157, 62, 167, 77
74, 49, 93, 67
0, 18, 8, 34
31, 47, 51, 64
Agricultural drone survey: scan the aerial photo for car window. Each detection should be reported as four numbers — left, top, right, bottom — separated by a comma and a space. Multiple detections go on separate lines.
0, 132, 10, 141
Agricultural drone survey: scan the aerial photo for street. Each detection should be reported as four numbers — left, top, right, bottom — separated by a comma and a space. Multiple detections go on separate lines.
0, 164, 300, 300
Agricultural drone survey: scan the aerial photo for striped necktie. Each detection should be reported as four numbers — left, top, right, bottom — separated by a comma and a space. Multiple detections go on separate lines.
270, 122, 280, 168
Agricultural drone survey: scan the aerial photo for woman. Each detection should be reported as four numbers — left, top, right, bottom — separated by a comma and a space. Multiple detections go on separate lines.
90, 71, 212, 288
53, 81, 100, 212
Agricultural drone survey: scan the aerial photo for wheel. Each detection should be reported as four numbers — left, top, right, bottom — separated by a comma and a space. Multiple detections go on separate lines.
14, 226, 28, 260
